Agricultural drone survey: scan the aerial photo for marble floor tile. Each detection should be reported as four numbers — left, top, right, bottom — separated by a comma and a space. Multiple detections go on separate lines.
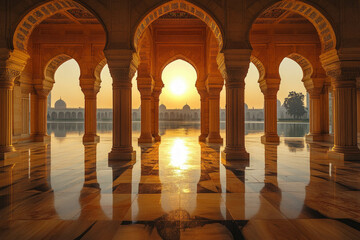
0, 129, 359, 239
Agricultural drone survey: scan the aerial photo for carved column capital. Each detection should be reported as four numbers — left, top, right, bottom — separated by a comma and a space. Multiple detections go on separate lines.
104, 49, 139, 89
80, 78, 100, 98
0, 49, 29, 89
320, 48, 360, 88
217, 48, 252, 88
259, 78, 280, 97
34, 85, 51, 98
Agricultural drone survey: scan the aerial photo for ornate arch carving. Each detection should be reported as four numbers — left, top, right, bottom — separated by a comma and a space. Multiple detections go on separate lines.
251, 0, 336, 53
250, 55, 266, 82
13, 0, 105, 51
134, 0, 223, 52
287, 53, 313, 81
44, 54, 73, 83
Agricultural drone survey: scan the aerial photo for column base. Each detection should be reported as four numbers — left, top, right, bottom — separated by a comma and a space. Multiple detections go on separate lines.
327, 146, 360, 161
261, 135, 280, 145
153, 134, 161, 142
108, 148, 136, 161
207, 136, 223, 144
221, 147, 249, 162
305, 134, 324, 142
138, 137, 153, 144
32, 134, 51, 143
199, 134, 208, 142
221, 149, 249, 168
83, 134, 100, 144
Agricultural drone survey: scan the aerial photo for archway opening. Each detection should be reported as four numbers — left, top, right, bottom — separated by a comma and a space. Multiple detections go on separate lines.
159, 59, 198, 129
48, 59, 83, 138
278, 57, 309, 137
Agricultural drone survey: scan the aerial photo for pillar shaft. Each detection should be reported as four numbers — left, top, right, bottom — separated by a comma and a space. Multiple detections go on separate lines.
106, 49, 138, 161
139, 94, 153, 143
262, 93, 280, 144
321, 50, 360, 160
207, 91, 223, 143
332, 86, 358, 150
30, 90, 50, 142
217, 49, 251, 161
320, 87, 330, 135
259, 79, 280, 144
309, 93, 322, 135
83, 92, 99, 143
224, 82, 247, 154
199, 93, 209, 142
0, 49, 29, 159
152, 92, 161, 141
0, 85, 15, 154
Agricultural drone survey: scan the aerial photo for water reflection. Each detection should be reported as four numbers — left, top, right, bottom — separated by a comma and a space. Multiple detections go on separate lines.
48, 121, 310, 138
2, 122, 360, 239
170, 138, 189, 169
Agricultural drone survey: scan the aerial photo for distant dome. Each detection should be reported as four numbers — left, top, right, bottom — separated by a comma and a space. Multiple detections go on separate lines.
277, 99, 282, 107
159, 104, 166, 111
183, 104, 190, 111
244, 103, 248, 110
55, 98, 66, 109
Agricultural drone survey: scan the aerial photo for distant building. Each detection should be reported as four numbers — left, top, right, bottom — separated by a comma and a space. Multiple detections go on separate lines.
159, 104, 200, 121
47, 98, 308, 122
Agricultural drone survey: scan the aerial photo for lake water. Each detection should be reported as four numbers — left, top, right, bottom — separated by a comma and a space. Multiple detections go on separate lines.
47, 121, 309, 138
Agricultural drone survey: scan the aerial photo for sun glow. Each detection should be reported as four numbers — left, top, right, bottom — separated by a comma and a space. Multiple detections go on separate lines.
170, 138, 189, 169
169, 76, 187, 95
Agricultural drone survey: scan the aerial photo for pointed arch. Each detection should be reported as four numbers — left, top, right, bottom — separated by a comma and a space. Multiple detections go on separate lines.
160, 55, 199, 81
94, 58, 107, 84
249, 0, 337, 53
250, 55, 266, 82
44, 54, 73, 83
286, 53, 313, 81
13, 0, 107, 51
134, 0, 224, 52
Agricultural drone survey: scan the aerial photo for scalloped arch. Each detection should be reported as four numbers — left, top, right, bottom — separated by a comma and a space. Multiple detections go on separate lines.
13, 0, 103, 51
134, 0, 223, 52
255, 1, 336, 53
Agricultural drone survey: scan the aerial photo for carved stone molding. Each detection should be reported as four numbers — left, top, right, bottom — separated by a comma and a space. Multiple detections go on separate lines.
217, 49, 252, 87
104, 49, 139, 89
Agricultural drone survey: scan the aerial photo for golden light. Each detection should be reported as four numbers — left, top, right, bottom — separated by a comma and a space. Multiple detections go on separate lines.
170, 138, 189, 169
169, 76, 187, 96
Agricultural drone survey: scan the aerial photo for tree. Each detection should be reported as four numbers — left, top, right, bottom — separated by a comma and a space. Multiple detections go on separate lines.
283, 91, 307, 119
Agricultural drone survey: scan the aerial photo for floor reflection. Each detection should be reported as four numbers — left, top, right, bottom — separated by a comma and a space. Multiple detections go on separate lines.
0, 127, 360, 239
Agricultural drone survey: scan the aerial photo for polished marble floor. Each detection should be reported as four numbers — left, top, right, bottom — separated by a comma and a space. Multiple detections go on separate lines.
0, 124, 360, 239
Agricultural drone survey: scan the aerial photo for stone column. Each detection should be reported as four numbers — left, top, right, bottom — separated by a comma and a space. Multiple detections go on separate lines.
320, 84, 330, 140
357, 79, 360, 143
105, 49, 139, 161
31, 87, 51, 142
152, 90, 161, 141
321, 50, 360, 160
138, 76, 154, 143
207, 87, 223, 143
81, 83, 100, 143
306, 90, 323, 142
198, 90, 209, 142
259, 79, 280, 144
217, 49, 251, 161
0, 49, 28, 160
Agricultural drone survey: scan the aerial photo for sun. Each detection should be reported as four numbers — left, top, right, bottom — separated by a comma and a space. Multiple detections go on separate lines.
169, 76, 187, 95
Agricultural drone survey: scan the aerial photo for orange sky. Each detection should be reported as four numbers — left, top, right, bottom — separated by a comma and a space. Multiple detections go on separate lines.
52, 58, 306, 109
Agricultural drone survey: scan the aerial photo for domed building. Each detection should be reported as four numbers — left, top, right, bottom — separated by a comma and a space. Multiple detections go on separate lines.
183, 104, 190, 111
54, 98, 66, 110
158, 104, 200, 121
159, 104, 166, 111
